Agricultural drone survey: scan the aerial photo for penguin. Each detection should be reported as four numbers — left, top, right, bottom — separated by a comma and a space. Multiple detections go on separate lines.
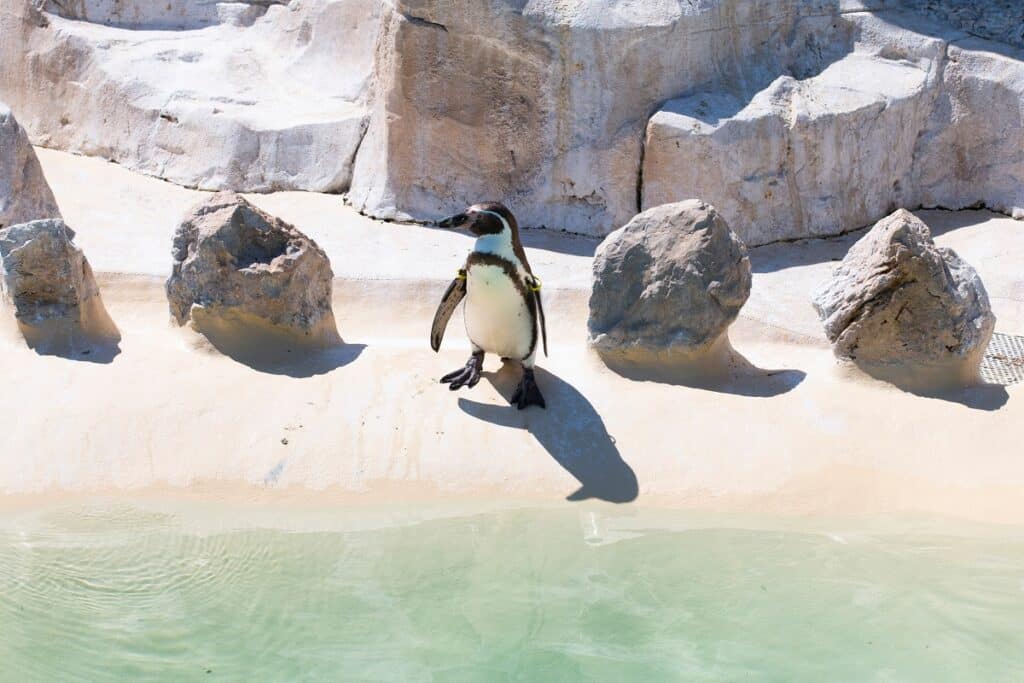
430, 202, 548, 409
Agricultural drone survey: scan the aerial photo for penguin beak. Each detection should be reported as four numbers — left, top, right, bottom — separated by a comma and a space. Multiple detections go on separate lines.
438, 212, 469, 229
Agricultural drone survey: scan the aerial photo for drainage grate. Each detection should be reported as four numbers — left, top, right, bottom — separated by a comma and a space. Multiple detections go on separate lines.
981, 333, 1024, 386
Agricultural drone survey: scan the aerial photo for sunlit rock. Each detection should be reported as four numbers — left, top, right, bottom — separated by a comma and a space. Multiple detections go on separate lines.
813, 209, 995, 386
588, 200, 751, 360
0, 219, 119, 355
0, 103, 61, 229
166, 193, 340, 347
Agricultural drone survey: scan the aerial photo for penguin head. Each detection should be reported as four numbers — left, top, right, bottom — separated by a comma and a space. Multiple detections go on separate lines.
438, 203, 516, 238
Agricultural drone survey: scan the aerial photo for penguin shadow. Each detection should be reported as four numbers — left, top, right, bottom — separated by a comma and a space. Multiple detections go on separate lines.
458, 363, 639, 503
596, 343, 806, 398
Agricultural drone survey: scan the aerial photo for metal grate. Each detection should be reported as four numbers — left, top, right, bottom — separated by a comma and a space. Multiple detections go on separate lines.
980, 333, 1024, 386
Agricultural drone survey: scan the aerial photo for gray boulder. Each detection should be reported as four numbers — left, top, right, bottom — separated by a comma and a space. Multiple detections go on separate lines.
1, 103, 61, 229
166, 193, 339, 345
0, 219, 119, 353
588, 200, 752, 355
813, 209, 995, 372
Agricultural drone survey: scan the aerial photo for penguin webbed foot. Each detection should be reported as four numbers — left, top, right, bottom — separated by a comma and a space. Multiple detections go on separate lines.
441, 352, 483, 391
511, 368, 546, 410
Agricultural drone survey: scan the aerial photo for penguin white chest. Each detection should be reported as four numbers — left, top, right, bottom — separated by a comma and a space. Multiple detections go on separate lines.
464, 264, 534, 360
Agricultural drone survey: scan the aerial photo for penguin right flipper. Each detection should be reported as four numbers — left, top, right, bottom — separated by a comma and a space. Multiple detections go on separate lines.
430, 274, 467, 352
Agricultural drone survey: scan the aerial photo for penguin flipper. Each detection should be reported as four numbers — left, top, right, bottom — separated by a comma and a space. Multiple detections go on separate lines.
431, 275, 467, 352
533, 287, 548, 357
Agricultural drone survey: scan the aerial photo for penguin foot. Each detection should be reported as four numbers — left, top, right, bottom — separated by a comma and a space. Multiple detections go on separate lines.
511, 368, 546, 410
441, 352, 483, 391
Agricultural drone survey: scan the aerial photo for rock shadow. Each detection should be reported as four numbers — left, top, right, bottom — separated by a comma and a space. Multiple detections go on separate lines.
749, 231, 863, 273
749, 210, 1006, 274
458, 364, 639, 503
9, 310, 122, 365
189, 309, 363, 378
25, 338, 122, 364
851, 361, 1009, 411
596, 340, 806, 398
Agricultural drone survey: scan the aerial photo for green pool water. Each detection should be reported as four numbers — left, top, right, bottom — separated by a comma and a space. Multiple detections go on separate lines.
2, 504, 1023, 681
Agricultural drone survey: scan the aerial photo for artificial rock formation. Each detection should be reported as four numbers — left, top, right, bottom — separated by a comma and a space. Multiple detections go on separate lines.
642, 11, 1024, 245
813, 209, 995, 382
1, 1, 1022, 239
166, 193, 340, 346
0, 219, 119, 353
588, 200, 752, 358
0, 102, 61, 229
0, 0, 380, 193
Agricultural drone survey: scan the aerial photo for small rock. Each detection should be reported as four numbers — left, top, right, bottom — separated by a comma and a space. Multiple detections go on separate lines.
166, 193, 339, 346
0, 218, 119, 352
813, 209, 995, 374
588, 200, 752, 355
0, 103, 61, 229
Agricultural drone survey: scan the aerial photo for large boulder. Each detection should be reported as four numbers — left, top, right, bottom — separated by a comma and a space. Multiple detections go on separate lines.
813, 209, 995, 380
166, 193, 339, 346
0, 219, 119, 354
588, 200, 752, 357
0, 103, 61, 229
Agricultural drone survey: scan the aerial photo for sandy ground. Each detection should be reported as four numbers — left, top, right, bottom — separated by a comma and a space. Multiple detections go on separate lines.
1, 149, 1022, 523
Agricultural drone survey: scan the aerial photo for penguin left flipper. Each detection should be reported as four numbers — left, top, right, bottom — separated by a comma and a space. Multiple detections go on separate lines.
532, 284, 548, 357
430, 273, 467, 352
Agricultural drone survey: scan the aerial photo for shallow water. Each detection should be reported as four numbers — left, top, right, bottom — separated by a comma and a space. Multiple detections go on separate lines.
2, 504, 1023, 681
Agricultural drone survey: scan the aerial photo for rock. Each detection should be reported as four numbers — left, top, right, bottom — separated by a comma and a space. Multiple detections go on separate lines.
642, 11, 1024, 245
0, 0, 381, 193
813, 209, 995, 380
3, 1, 1022, 239
588, 200, 752, 356
0, 103, 61, 229
901, 0, 1024, 50
166, 193, 340, 346
0, 218, 119, 353
349, 0, 894, 235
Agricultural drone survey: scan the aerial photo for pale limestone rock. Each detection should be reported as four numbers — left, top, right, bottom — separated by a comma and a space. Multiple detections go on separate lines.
588, 200, 751, 354
166, 193, 339, 345
347, 0, 895, 235
0, 218, 119, 353
642, 11, 1024, 245
3, 0, 1022, 240
813, 210, 994, 376
0, 0, 381, 193
0, 103, 61, 229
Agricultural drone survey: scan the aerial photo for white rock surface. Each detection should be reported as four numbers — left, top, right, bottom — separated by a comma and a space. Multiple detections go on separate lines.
813, 209, 995, 379
588, 200, 751, 355
2, 0, 1022, 241
0, 0, 381, 193
643, 11, 1024, 245
0, 102, 61, 228
349, 0, 896, 235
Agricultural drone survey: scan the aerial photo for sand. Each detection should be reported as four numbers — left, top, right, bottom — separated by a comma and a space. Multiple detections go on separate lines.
1, 149, 1022, 523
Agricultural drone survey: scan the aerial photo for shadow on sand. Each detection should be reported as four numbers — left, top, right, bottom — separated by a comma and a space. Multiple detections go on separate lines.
458, 363, 639, 503
852, 361, 1010, 412
200, 332, 365, 378
27, 340, 122, 364
596, 341, 806, 398
15, 320, 122, 364
190, 310, 364, 378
